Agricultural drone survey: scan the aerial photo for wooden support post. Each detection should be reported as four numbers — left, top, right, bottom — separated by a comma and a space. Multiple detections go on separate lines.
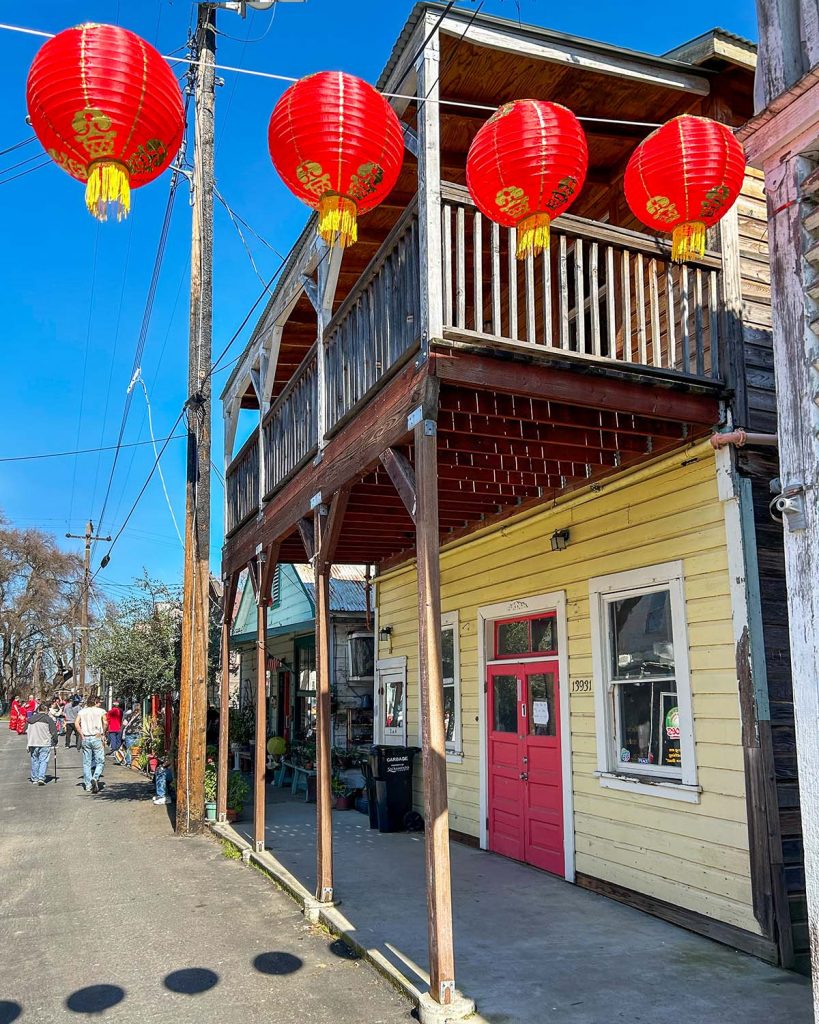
252, 545, 279, 853
416, 13, 443, 355
217, 573, 238, 823
414, 417, 456, 1006
379, 447, 417, 523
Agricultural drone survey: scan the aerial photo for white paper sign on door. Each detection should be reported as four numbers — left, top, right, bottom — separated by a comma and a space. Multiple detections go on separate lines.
532, 700, 550, 727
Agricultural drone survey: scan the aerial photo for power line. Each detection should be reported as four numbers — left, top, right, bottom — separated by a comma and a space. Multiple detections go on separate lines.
0, 135, 36, 157
0, 158, 50, 185
0, 433, 186, 463
0, 149, 46, 175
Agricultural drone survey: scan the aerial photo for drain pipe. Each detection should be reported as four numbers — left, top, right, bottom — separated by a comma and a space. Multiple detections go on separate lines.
710, 429, 779, 450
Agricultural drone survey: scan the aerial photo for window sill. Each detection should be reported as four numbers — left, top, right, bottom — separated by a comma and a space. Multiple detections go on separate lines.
446, 751, 464, 764
595, 771, 701, 803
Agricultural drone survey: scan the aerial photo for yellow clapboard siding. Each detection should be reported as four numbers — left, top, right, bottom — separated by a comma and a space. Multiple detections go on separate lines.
574, 854, 759, 934
377, 443, 754, 931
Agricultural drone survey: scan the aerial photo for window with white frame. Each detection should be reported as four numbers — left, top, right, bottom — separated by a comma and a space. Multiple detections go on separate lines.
441, 611, 461, 756
589, 562, 696, 788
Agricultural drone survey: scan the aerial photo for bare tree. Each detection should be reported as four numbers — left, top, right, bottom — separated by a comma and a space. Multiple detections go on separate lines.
0, 516, 84, 700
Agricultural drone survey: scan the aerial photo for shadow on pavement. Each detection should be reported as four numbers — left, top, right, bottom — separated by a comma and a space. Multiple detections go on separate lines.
252, 952, 303, 975
93, 781, 152, 802
0, 1001, 22, 1024
163, 969, 219, 995
65, 984, 125, 1014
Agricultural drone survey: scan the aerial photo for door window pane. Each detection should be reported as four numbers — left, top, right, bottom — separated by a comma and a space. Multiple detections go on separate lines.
493, 675, 518, 733
385, 678, 404, 732
609, 591, 673, 679
497, 620, 529, 657
531, 616, 557, 654
528, 673, 556, 737
616, 679, 678, 767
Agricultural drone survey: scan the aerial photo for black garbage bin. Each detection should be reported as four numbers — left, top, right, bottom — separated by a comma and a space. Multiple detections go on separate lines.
370, 744, 418, 833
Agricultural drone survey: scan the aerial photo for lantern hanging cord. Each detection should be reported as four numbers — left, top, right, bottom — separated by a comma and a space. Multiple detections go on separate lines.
0, 21, 664, 130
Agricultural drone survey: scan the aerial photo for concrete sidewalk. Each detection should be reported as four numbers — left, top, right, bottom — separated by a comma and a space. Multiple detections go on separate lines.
0, 729, 409, 1024
230, 787, 812, 1024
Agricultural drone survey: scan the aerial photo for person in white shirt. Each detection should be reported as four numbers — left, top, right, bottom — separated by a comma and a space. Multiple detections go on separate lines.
75, 695, 108, 793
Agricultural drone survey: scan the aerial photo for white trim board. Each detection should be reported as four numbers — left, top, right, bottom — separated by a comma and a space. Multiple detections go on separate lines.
477, 591, 575, 883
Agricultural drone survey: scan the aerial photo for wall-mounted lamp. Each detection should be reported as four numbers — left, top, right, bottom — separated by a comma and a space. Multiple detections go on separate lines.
550, 528, 570, 552
379, 626, 393, 643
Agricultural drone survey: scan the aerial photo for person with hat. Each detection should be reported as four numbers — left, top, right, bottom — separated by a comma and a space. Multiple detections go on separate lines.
107, 699, 123, 757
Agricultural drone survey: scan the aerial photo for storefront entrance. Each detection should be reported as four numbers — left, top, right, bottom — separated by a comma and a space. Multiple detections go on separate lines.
486, 613, 563, 876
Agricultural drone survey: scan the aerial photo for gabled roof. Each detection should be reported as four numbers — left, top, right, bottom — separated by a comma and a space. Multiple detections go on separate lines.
664, 28, 757, 70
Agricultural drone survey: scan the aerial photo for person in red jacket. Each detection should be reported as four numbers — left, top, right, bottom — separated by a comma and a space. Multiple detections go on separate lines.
8, 695, 21, 732
107, 700, 123, 756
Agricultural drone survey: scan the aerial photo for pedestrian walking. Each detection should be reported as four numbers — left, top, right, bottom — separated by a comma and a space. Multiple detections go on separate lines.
120, 706, 141, 768
26, 701, 58, 785
63, 698, 80, 749
107, 700, 123, 757
75, 695, 108, 793
49, 698, 65, 739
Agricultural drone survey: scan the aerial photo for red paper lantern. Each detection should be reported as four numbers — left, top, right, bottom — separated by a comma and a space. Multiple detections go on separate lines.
26, 23, 185, 221
624, 115, 746, 263
267, 71, 404, 248
466, 99, 588, 259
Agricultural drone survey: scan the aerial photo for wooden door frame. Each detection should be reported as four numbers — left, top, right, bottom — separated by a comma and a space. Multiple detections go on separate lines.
375, 656, 408, 745
477, 591, 574, 882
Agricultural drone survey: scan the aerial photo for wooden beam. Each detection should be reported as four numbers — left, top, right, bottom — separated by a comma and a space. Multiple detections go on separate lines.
216, 571, 239, 823
314, 507, 334, 903
418, 13, 444, 351
379, 447, 417, 523
431, 349, 721, 426
253, 543, 278, 853
317, 485, 351, 573
297, 517, 315, 561
414, 416, 457, 1006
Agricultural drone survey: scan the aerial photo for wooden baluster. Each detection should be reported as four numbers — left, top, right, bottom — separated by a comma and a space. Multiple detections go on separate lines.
456, 205, 466, 330
491, 221, 501, 336
636, 252, 647, 364
709, 269, 720, 379
543, 247, 552, 347
559, 234, 569, 350
667, 264, 677, 370
606, 245, 616, 360
649, 258, 661, 367
622, 249, 633, 362
442, 204, 453, 328
680, 264, 691, 374
695, 268, 705, 376
575, 239, 586, 354
590, 242, 600, 356
508, 228, 518, 340
525, 251, 536, 344
473, 211, 483, 333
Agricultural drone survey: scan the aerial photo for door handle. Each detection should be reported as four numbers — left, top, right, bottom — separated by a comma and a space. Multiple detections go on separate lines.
519, 772, 528, 781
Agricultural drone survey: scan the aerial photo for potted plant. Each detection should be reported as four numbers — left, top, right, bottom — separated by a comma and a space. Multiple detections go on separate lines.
331, 775, 354, 810
226, 770, 250, 822
204, 759, 217, 821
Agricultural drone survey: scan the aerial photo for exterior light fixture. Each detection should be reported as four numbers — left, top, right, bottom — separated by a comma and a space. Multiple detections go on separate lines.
379, 626, 394, 643
550, 529, 570, 551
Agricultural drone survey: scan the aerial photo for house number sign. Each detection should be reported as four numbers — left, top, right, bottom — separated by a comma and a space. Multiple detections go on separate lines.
571, 679, 592, 692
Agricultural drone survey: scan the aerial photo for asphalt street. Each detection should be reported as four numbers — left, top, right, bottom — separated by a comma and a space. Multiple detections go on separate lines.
0, 727, 410, 1024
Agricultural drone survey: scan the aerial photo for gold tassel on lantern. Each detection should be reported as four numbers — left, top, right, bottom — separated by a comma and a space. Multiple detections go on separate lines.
318, 194, 357, 248
85, 161, 131, 222
671, 221, 706, 263
516, 212, 551, 259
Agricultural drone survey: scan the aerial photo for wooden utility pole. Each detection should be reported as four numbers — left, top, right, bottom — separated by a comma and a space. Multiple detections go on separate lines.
66, 520, 111, 695
177, 3, 216, 837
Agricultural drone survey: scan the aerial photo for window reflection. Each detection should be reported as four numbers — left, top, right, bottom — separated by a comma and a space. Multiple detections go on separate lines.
493, 675, 518, 733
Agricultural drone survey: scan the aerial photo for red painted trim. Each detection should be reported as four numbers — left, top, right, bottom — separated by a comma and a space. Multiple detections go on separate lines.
493, 610, 558, 660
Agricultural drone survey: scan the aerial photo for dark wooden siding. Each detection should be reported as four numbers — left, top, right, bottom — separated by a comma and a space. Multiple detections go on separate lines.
737, 169, 776, 432
740, 448, 808, 974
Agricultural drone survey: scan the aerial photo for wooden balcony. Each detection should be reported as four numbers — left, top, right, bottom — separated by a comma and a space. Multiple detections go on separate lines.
226, 186, 726, 542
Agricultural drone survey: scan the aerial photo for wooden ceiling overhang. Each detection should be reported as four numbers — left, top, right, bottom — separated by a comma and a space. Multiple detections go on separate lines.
223, 344, 721, 577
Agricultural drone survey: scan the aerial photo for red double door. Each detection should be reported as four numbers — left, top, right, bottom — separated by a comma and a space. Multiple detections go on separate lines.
487, 661, 564, 876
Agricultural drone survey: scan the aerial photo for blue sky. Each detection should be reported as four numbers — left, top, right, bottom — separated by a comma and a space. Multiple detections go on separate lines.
0, 0, 758, 605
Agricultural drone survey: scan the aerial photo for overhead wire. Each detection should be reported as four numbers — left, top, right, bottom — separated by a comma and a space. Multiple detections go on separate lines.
0, 433, 186, 463
0, 135, 36, 157
0, 159, 51, 185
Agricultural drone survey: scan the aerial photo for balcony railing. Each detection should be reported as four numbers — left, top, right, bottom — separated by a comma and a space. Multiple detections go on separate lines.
325, 198, 420, 429
440, 181, 723, 381
225, 430, 259, 535
262, 347, 319, 500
